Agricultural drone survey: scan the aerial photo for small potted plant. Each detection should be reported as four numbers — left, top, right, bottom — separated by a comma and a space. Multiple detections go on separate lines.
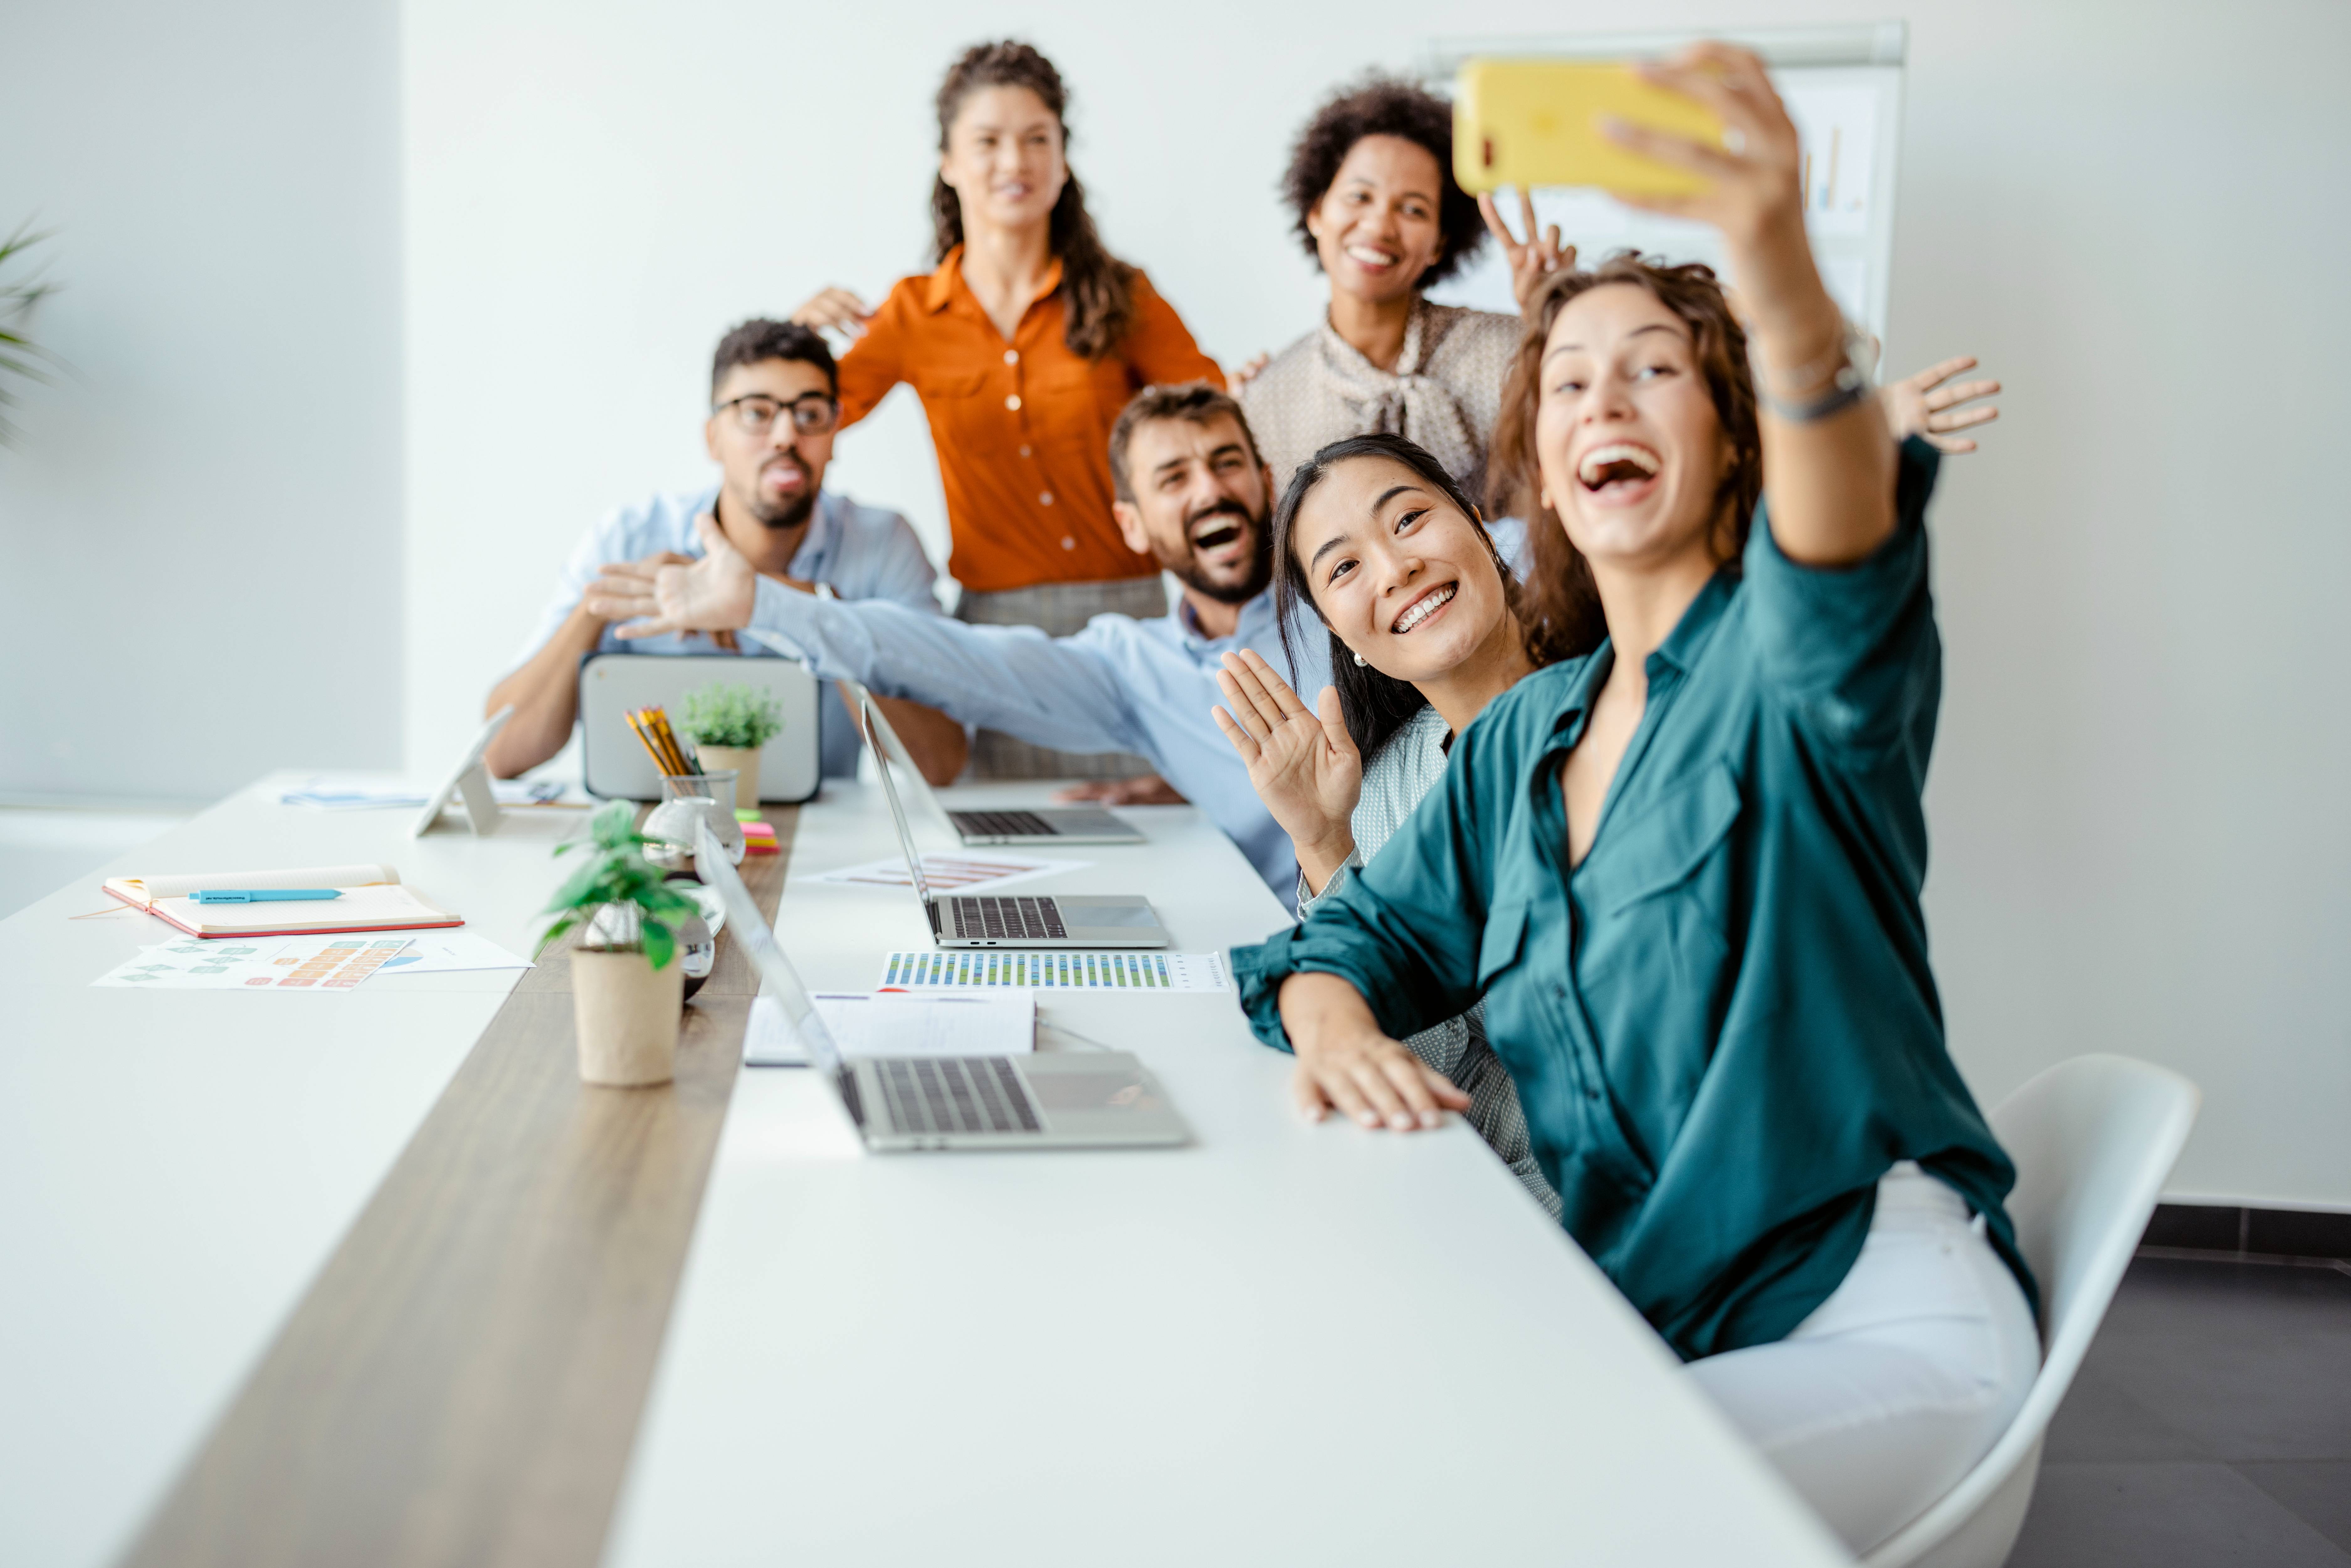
678, 681, 785, 807
540, 801, 704, 1086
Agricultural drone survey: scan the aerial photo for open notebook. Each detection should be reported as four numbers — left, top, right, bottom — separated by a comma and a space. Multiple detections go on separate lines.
103, 863, 463, 939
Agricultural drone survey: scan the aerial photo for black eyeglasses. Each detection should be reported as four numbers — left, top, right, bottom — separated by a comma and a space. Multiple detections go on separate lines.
713, 392, 840, 436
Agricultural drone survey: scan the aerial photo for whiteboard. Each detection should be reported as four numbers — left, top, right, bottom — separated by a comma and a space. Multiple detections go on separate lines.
1423, 23, 1906, 345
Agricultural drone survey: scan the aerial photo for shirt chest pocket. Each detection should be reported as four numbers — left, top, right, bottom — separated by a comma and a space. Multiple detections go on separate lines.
910, 367, 992, 409
1573, 760, 1744, 993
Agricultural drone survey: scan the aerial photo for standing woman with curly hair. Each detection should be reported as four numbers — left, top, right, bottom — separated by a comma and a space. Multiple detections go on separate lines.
1238, 76, 1574, 502
792, 41, 1223, 779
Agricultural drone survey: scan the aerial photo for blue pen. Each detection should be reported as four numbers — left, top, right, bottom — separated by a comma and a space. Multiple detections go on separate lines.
191, 889, 344, 903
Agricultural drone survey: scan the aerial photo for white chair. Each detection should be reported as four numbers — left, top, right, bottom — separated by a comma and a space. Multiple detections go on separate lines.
1863, 1054, 2200, 1568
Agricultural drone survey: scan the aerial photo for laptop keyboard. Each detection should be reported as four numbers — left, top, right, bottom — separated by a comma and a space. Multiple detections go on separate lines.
952, 809, 1060, 837
876, 1057, 1044, 1137
948, 896, 1068, 941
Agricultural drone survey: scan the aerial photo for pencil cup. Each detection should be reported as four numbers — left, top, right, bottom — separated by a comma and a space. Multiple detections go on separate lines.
643, 773, 744, 870
571, 945, 683, 1087
691, 746, 761, 808
663, 770, 738, 815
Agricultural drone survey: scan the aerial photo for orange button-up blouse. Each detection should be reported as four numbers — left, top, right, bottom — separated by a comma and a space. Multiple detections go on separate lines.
835, 247, 1224, 595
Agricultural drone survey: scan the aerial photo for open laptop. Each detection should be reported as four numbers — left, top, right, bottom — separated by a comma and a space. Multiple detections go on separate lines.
695, 819, 1189, 1151
859, 693, 1171, 950
839, 678, 1145, 846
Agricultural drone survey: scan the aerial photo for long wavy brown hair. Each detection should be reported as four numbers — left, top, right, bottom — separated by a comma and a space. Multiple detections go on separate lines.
1488, 255, 1764, 666
932, 41, 1136, 361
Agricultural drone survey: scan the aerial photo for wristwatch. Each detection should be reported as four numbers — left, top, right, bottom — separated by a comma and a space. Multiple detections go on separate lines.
1757, 320, 1877, 425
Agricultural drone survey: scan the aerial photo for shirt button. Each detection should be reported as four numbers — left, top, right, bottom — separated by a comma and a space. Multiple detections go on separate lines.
1585, 1087, 1601, 1102
1003, 348, 1019, 365
1005, 393, 1022, 411
1039, 491, 1054, 506
1552, 984, 1566, 1000
1019, 445, 1032, 458
1060, 536, 1076, 550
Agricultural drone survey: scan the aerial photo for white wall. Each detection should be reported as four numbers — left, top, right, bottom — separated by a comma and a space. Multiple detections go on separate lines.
408, 0, 2350, 1207
0, 0, 403, 802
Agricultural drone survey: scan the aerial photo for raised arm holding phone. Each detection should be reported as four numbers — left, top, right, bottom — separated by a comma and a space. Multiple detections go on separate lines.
1231, 45, 2040, 1554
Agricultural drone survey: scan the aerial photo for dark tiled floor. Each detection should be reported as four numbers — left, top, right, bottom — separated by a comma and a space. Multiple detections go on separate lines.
2008, 1255, 2351, 1566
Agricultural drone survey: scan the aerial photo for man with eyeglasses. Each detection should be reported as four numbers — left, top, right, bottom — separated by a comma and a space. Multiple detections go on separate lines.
584, 381, 1333, 894
485, 318, 968, 784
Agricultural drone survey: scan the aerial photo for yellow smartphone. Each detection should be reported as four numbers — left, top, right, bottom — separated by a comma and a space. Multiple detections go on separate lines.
1453, 59, 1722, 197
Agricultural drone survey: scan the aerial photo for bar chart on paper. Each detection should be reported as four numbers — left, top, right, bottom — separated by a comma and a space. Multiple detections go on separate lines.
878, 950, 1231, 992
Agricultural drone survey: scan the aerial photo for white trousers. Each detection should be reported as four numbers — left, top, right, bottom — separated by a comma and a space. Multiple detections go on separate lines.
1685, 1163, 2041, 1555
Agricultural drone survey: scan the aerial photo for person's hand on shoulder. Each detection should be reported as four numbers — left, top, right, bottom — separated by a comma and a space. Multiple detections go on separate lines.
1481, 189, 1577, 314
590, 513, 758, 639
1881, 355, 2001, 453
791, 287, 875, 340
1210, 649, 1362, 893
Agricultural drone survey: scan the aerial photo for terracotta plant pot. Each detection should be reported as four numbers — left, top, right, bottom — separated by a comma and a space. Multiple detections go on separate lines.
571, 946, 683, 1086
695, 745, 760, 807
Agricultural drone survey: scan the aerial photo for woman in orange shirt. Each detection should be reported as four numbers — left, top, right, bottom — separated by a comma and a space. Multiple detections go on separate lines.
794, 40, 1224, 779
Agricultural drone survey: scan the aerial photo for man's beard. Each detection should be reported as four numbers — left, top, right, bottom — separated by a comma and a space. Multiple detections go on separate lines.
1162, 500, 1272, 606
744, 460, 817, 531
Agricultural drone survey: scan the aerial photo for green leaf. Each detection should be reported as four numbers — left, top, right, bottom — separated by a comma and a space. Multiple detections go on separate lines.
641, 918, 675, 971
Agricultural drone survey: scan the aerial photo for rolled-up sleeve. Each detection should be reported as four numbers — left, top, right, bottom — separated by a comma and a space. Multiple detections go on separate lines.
1741, 437, 1941, 755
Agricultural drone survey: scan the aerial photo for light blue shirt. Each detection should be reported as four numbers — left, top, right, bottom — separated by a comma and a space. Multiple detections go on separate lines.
514, 486, 942, 777
740, 580, 1334, 893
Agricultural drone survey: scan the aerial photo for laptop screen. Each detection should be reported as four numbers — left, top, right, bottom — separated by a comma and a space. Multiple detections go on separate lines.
855, 696, 939, 912
692, 820, 847, 1078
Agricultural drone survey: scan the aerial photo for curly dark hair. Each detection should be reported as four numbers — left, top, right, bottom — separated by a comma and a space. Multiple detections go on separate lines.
1281, 76, 1488, 290
932, 40, 1135, 361
1488, 255, 1764, 667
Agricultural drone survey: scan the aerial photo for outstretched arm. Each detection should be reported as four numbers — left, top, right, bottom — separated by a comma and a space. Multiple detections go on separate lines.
1610, 44, 1897, 566
585, 514, 1151, 758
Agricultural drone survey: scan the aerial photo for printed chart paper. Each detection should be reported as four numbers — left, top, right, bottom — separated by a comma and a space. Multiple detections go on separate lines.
878, 950, 1229, 993
744, 991, 1036, 1065
801, 854, 1086, 895
372, 932, 535, 976
93, 935, 414, 990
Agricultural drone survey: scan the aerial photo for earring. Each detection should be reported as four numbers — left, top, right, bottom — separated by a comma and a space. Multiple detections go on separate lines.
1352, 651, 1368, 667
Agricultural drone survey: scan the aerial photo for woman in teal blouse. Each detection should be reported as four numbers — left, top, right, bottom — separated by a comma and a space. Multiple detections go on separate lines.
1231, 46, 2039, 1554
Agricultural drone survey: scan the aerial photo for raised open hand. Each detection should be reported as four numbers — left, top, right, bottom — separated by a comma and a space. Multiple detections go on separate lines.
595, 513, 758, 639
1881, 355, 2002, 453
1210, 649, 1361, 893
1479, 188, 1577, 313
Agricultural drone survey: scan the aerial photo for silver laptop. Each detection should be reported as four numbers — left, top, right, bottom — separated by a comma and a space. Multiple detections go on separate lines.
695, 820, 1189, 1151
858, 694, 1171, 950
839, 678, 1145, 846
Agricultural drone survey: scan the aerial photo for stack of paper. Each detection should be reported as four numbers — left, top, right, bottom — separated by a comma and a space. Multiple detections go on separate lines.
742, 990, 1036, 1066
280, 777, 568, 810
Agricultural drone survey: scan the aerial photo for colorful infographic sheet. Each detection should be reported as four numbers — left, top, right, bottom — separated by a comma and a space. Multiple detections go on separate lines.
877, 950, 1230, 993
92, 935, 415, 990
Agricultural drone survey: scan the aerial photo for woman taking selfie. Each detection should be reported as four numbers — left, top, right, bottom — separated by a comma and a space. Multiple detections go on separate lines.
1229, 45, 2038, 1554
1239, 77, 2001, 502
793, 41, 1222, 777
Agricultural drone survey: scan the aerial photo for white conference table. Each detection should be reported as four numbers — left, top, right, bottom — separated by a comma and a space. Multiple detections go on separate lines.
0, 772, 1848, 1568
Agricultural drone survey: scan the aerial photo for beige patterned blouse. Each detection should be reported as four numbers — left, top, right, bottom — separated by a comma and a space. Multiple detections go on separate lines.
1239, 298, 1524, 504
